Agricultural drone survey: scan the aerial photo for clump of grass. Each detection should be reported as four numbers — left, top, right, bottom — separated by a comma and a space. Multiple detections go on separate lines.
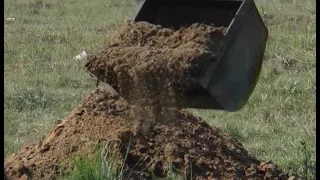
289, 141, 316, 180
69, 143, 124, 180
158, 157, 184, 180
68, 142, 185, 180
5, 88, 52, 112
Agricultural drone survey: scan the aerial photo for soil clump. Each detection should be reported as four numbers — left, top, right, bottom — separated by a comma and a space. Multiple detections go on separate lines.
85, 22, 226, 108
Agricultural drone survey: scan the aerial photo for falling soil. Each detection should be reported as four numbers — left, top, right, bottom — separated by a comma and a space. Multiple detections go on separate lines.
85, 22, 226, 108
4, 89, 290, 180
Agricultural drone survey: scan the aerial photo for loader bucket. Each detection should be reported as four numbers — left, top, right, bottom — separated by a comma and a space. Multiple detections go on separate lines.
131, 0, 268, 112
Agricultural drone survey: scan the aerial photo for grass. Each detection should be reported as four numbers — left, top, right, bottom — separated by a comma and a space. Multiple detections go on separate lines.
191, 0, 316, 176
4, 0, 315, 179
65, 142, 183, 180
67, 143, 125, 180
4, 0, 135, 156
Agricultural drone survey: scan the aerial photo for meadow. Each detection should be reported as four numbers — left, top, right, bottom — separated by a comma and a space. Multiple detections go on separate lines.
4, 0, 316, 178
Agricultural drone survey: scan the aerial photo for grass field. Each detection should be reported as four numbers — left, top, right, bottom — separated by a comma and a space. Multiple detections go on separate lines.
4, 0, 316, 178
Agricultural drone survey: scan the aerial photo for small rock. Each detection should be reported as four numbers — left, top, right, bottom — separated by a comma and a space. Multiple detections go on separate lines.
6, 18, 15, 23
288, 176, 300, 180
19, 174, 29, 180
73, 50, 87, 61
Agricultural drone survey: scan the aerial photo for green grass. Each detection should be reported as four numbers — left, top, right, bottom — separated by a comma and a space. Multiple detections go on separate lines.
190, 0, 316, 177
4, 0, 135, 156
4, 0, 315, 179
67, 143, 125, 180
65, 142, 183, 180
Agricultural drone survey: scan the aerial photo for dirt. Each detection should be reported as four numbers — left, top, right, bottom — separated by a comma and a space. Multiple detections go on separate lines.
4, 89, 290, 180
85, 22, 226, 108
5, 22, 293, 179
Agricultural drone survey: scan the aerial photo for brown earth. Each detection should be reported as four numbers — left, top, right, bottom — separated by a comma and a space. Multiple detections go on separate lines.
85, 22, 226, 108
4, 88, 290, 180
5, 22, 294, 180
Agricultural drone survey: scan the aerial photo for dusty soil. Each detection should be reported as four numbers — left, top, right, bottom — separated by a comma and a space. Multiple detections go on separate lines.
5, 89, 290, 180
5, 22, 294, 180
85, 22, 226, 108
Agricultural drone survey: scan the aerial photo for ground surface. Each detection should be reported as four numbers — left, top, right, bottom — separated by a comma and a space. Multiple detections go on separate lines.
4, 0, 316, 178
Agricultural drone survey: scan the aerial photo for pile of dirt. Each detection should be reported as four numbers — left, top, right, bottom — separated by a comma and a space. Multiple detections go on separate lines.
4, 89, 290, 180
5, 22, 293, 180
85, 22, 226, 107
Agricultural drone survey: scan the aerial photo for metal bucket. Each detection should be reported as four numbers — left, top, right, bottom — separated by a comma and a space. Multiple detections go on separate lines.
131, 0, 268, 111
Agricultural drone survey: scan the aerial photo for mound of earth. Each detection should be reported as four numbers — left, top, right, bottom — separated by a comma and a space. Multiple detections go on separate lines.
5, 21, 294, 180
5, 88, 290, 180
85, 22, 226, 107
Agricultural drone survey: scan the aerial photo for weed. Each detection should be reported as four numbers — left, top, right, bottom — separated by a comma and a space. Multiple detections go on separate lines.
69, 143, 124, 180
289, 141, 316, 180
